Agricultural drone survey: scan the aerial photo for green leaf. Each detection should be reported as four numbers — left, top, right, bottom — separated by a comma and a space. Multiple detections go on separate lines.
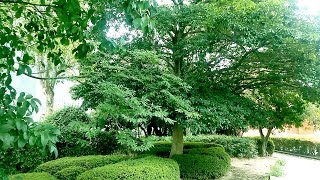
17, 107, 28, 117
17, 92, 25, 103
5, 75, 12, 87
25, 66, 32, 76
133, 18, 142, 28
17, 64, 25, 76
40, 132, 49, 147
29, 135, 36, 146
25, 94, 33, 99
18, 136, 26, 148
24, 117, 33, 123
0, 133, 14, 149
16, 119, 23, 131
33, 98, 42, 106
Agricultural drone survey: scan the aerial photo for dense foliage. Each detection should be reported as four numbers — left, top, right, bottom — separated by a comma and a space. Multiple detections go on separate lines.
71, 0, 320, 157
9, 172, 56, 180
0, 1, 157, 178
56, 128, 119, 157
55, 166, 87, 180
76, 156, 180, 180
72, 50, 198, 151
0, 146, 52, 174
45, 107, 91, 127
272, 138, 320, 158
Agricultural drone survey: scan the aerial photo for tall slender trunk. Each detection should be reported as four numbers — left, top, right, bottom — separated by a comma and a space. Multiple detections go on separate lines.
45, 87, 54, 115
170, 30, 185, 157
259, 127, 272, 156
170, 123, 184, 157
36, 53, 57, 116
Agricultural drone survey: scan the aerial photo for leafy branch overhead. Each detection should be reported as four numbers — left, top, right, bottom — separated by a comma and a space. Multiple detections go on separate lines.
0, 0, 156, 154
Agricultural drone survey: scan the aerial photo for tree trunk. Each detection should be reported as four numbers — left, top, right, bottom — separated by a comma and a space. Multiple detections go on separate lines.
259, 127, 272, 156
45, 87, 54, 115
170, 123, 184, 157
36, 53, 57, 116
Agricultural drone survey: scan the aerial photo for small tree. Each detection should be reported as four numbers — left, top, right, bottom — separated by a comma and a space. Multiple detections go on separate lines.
247, 87, 306, 156
301, 103, 320, 130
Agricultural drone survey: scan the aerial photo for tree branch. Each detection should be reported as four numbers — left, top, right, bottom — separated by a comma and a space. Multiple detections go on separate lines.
22, 72, 87, 80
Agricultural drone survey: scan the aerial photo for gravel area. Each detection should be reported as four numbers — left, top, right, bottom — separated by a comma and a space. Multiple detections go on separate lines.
219, 156, 277, 180
272, 153, 320, 180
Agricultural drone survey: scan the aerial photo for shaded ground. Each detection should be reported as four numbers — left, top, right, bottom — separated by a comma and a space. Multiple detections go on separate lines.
219, 156, 277, 180
272, 153, 320, 180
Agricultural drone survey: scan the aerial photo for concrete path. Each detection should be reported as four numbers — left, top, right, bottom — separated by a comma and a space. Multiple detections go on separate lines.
273, 152, 320, 180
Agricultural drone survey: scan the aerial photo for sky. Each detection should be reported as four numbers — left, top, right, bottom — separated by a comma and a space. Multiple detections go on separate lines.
298, 0, 320, 15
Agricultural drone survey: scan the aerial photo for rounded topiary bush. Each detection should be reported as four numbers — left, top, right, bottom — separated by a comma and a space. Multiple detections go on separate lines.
45, 106, 90, 127
172, 148, 230, 180
55, 166, 87, 180
35, 155, 129, 175
187, 147, 230, 163
76, 156, 180, 180
9, 172, 56, 180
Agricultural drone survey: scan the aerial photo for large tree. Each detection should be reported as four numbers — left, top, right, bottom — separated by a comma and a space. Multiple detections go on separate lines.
129, 0, 320, 156
71, 0, 320, 157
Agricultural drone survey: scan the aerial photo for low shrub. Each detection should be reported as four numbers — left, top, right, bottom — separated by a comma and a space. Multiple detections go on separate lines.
9, 172, 56, 180
272, 137, 320, 158
45, 106, 91, 127
143, 141, 223, 157
0, 146, 52, 174
155, 135, 275, 158
35, 155, 129, 175
188, 147, 230, 162
55, 166, 87, 180
269, 159, 286, 177
172, 153, 230, 180
76, 156, 180, 180
56, 128, 119, 157
184, 135, 259, 158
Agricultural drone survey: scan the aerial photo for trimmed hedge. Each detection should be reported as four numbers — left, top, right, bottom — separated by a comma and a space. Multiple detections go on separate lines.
188, 147, 230, 162
35, 155, 129, 175
184, 135, 259, 158
9, 172, 56, 180
143, 141, 223, 157
272, 137, 320, 158
76, 156, 180, 180
55, 166, 87, 180
172, 151, 230, 180
155, 135, 275, 158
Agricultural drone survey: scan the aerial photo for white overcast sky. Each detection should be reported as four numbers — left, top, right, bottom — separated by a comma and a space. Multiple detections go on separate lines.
298, 0, 320, 15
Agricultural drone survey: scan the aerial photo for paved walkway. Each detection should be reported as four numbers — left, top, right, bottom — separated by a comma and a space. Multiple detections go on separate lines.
273, 152, 320, 180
